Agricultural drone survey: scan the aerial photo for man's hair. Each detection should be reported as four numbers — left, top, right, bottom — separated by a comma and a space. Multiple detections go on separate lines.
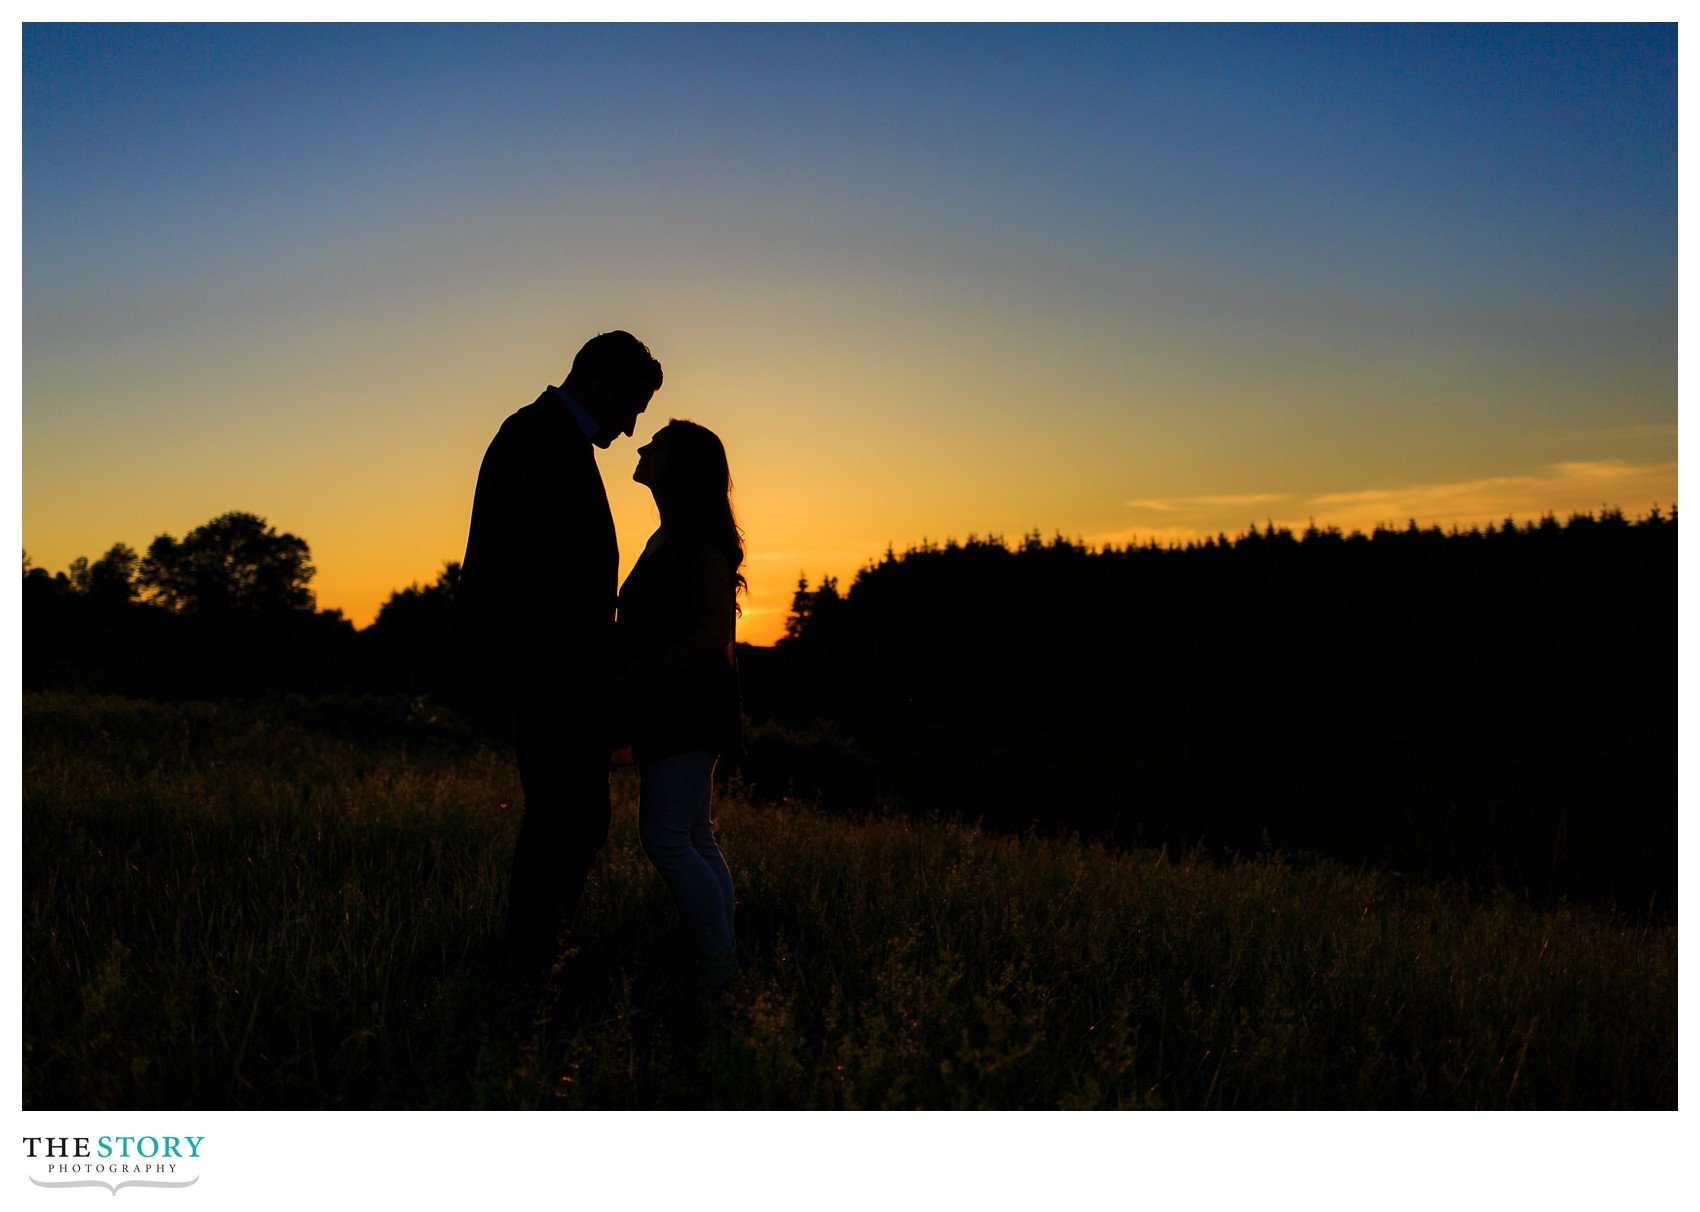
565, 330, 663, 395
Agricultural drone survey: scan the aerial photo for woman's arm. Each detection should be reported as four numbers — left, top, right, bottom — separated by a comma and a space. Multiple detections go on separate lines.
615, 545, 736, 697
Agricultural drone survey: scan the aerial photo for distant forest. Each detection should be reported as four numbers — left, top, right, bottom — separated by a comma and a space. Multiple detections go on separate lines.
23, 506, 1677, 916
767, 507, 1676, 724
26, 505, 1674, 708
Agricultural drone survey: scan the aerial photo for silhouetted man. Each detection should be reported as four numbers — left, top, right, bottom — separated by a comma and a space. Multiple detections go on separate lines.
455, 330, 662, 975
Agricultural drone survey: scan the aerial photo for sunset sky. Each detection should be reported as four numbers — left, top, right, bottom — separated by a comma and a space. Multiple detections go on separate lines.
21, 22, 1677, 645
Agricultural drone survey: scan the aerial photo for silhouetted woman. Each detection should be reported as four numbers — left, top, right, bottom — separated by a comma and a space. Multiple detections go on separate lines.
614, 419, 745, 990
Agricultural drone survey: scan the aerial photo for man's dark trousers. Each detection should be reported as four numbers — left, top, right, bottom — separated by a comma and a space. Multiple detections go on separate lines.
505, 700, 612, 971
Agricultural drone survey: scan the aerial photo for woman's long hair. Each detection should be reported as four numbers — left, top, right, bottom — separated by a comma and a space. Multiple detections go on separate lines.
652, 419, 748, 609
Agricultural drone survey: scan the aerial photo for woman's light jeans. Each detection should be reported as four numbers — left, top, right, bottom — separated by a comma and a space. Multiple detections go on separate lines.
638, 750, 737, 988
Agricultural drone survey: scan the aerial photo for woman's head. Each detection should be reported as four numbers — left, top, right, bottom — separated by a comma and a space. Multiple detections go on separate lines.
634, 419, 747, 600
634, 419, 729, 500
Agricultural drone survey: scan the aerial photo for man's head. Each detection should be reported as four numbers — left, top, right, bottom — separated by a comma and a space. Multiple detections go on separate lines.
564, 330, 663, 448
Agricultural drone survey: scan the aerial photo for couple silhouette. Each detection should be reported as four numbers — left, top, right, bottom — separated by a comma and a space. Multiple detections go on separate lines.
454, 331, 742, 989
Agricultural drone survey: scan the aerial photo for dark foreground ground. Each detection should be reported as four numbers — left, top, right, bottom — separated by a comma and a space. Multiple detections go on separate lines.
23, 693, 1676, 1110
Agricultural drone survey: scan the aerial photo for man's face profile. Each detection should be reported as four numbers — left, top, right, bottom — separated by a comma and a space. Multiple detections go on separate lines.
596, 388, 652, 448
583, 375, 653, 448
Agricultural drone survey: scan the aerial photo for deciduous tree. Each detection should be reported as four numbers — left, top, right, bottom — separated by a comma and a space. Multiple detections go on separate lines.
138, 512, 315, 615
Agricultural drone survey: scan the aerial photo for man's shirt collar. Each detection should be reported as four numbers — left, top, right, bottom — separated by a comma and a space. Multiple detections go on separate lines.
548, 385, 601, 443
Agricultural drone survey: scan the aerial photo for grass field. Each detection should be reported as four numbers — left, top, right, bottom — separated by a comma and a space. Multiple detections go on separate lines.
21, 692, 1676, 1109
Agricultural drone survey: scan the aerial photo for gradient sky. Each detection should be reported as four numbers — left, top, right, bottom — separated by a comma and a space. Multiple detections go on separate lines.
21, 23, 1677, 645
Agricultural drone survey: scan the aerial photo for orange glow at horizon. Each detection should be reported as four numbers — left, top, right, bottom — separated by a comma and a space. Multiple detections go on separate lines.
285, 454, 1675, 651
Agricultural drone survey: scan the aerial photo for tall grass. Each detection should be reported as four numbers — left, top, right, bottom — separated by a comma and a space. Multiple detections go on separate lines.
22, 693, 1675, 1109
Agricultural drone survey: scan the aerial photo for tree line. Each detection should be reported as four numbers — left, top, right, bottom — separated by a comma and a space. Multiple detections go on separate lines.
24, 511, 420, 700
25, 503, 1676, 717
25, 512, 316, 614
769, 507, 1676, 724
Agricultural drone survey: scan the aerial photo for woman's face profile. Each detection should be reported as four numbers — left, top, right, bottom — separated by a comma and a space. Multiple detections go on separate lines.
633, 430, 673, 488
